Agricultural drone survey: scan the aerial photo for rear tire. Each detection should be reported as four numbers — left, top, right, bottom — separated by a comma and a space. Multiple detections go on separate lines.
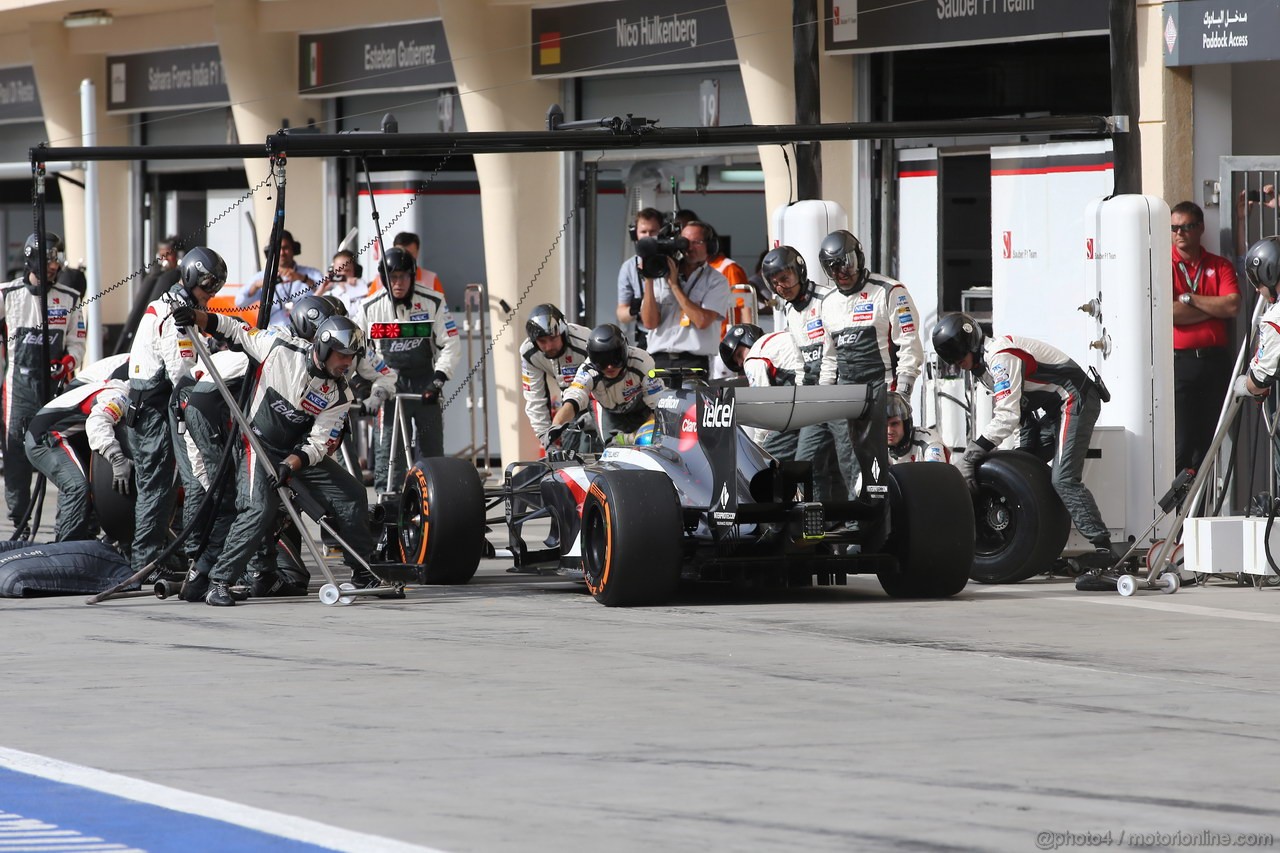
878, 463, 974, 598
581, 469, 682, 606
970, 450, 1071, 584
90, 451, 135, 544
398, 457, 485, 584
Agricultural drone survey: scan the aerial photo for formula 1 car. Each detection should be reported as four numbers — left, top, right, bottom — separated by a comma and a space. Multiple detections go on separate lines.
388, 378, 976, 607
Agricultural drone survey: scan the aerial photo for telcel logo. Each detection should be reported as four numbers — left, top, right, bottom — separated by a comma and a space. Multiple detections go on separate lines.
702, 398, 734, 428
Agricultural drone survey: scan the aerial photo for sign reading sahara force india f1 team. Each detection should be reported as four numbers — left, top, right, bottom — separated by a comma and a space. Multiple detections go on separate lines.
531, 0, 736, 78
1163, 0, 1280, 66
107, 46, 228, 114
299, 21, 454, 97
824, 0, 1108, 54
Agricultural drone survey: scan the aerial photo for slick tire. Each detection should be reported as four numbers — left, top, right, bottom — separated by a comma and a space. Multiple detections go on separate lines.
398, 457, 485, 584
878, 462, 974, 599
970, 450, 1072, 584
581, 469, 682, 607
90, 451, 135, 544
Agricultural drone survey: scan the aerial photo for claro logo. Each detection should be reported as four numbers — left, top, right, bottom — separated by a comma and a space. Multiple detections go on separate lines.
702, 398, 734, 428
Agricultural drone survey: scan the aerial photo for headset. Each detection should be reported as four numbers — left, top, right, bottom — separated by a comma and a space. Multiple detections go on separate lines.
262, 229, 302, 261
688, 221, 720, 258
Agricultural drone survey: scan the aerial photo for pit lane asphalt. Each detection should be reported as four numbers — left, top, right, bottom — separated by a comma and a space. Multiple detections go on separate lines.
2, 520, 1279, 852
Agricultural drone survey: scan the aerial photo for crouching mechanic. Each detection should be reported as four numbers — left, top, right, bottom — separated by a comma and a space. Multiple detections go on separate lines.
719, 322, 803, 448
173, 307, 378, 606
24, 375, 131, 541
520, 303, 594, 452
885, 391, 948, 464
932, 312, 1117, 584
549, 323, 662, 445
3, 231, 87, 530
360, 247, 459, 490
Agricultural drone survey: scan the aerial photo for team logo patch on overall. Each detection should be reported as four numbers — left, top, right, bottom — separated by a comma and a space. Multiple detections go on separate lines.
301, 390, 329, 414
897, 307, 915, 333
47, 307, 68, 324
853, 300, 875, 322
444, 318, 458, 337
521, 372, 534, 391
409, 313, 430, 322
806, 317, 825, 340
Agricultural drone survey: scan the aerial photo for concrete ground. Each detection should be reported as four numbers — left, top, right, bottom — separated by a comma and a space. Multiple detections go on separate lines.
2, 503, 1280, 852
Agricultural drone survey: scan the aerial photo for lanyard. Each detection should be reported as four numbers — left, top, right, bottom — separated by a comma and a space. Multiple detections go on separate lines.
1176, 259, 1205, 294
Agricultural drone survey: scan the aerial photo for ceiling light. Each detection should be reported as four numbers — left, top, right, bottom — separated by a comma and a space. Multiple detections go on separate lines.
720, 169, 765, 183
63, 10, 114, 28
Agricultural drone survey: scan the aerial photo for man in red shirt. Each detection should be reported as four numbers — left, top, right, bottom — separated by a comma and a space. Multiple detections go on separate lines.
1171, 201, 1240, 474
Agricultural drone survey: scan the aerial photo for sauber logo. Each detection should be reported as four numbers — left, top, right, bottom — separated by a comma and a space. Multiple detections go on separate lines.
1002, 231, 1012, 259
1086, 238, 1094, 259
702, 397, 734, 428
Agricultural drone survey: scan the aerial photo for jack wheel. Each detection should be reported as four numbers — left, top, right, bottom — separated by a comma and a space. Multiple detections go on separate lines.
1160, 573, 1180, 594
319, 582, 357, 606
1116, 574, 1137, 597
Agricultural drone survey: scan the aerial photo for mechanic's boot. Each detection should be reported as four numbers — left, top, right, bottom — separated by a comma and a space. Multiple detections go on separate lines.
179, 569, 210, 603
205, 582, 237, 607
350, 567, 406, 599
251, 571, 309, 598
1074, 547, 1123, 591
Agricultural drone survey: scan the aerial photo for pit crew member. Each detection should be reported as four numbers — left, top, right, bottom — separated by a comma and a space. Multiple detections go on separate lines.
520, 303, 593, 450
549, 323, 662, 445
360, 246, 459, 489
932, 312, 1117, 584
2, 231, 86, 529
885, 391, 948, 464
719, 322, 803, 447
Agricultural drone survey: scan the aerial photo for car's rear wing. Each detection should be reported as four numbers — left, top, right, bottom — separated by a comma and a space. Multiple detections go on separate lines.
734, 385, 872, 432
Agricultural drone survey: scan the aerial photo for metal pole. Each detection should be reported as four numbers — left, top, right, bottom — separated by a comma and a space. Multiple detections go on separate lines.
80, 79, 102, 364
1109, 0, 1142, 195
33, 164, 50, 403
793, 0, 821, 199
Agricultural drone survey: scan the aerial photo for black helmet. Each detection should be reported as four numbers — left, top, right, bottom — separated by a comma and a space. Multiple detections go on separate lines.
719, 323, 765, 374
932, 312, 985, 368
885, 391, 914, 456
819, 230, 866, 292
23, 231, 63, 291
587, 323, 628, 379
761, 247, 811, 303
319, 294, 348, 317
179, 247, 228, 296
313, 316, 365, 370
290, 294, 340, 342
379, 247, 416, 284
526, 303, 567, 357
1245, 237, 1280, 298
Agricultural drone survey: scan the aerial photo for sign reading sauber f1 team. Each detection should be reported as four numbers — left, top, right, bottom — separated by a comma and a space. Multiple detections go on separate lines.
824, 0, 1107, 54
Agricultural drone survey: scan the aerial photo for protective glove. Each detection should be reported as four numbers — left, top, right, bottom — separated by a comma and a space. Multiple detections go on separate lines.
1234, 374, 1269, 400
171, 303, 197, 329
106, 449, 133, 495
271, 460, 294, 490
544, 423, 568, 448
49, 355, 75, 383
895, 377, 914, 400
362, 388, 388, 415
954, 439, 988, 488
421, 371, 448, 404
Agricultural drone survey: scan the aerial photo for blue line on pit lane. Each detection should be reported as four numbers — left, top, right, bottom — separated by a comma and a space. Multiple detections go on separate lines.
0, 766, 333, 852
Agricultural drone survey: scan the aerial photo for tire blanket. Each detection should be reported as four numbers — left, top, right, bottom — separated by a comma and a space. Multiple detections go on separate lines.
0, 540, 133, 598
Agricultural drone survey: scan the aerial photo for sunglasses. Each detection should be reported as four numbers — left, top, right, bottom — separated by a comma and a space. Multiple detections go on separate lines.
1171, 223, 1200, 233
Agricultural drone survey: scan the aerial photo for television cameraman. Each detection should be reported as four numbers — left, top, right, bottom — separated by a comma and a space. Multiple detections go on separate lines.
636, 220, 731, 385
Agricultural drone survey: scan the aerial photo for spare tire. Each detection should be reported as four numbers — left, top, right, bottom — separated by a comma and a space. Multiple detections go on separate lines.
970, 450, 1071, 584
0, 540, 132, 597
90, 450, 135, 544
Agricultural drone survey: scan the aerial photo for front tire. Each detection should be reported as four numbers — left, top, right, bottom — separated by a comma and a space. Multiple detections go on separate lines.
399, 457, 485, 584
581, 469, 682, 606
878, 463, 974, 598
970, 450, 1071, 584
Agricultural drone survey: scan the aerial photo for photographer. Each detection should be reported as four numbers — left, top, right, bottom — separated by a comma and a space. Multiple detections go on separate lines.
235, 229, 323, 328
317, 249, 369, 315
616, 208, 666, 344
637, 220, 731, 385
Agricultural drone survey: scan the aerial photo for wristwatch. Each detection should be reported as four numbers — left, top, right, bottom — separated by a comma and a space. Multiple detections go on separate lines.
1180, 292, 1193, 305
